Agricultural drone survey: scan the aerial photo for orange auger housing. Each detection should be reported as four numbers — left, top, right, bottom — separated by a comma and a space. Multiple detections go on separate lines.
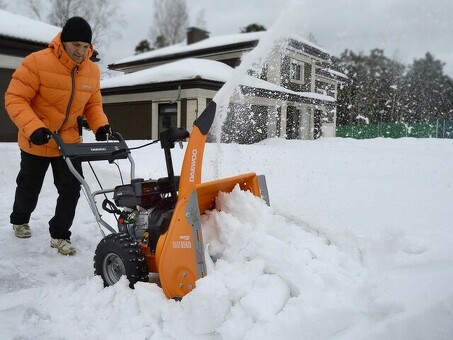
148, 101, 269, 299
55, 100, 269, 300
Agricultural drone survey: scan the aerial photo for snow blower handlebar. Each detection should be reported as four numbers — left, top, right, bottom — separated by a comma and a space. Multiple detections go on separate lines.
159, 126, 190, 149
53, 131, 130, 163
52, 131, 136, 236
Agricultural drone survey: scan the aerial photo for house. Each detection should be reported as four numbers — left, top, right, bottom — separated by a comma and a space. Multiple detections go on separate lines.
0, 10, 60, 142
0, 11, 346, 143
102, 27, 347, 142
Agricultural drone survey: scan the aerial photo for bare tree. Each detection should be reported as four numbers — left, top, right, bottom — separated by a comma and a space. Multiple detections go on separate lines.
194, 9, 206, 30
149, 0, 189, 47
23, 0, 45, 20
307, 32, 318, 45
47, 0, 80, 26
20, 0, 123, 49
81, 0, 123, 50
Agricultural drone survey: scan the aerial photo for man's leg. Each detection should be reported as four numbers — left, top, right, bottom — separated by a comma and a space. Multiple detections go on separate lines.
48, 157, 82, 240
10, 151, 50, 226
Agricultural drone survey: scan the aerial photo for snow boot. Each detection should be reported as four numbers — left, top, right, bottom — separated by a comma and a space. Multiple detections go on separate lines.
50, 238, 76, 255
13, 224, 31, 238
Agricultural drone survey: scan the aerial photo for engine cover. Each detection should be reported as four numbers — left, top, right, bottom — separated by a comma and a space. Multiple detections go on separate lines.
113, 179, 161, 209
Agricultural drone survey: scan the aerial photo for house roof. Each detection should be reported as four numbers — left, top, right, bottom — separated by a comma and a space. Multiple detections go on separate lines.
317, 68, 349, 81
113, 32, 264, 66
101, 58, 334, 104
109, 31, 331, 70
0, 9, 59, 44
102, 58, 232, 88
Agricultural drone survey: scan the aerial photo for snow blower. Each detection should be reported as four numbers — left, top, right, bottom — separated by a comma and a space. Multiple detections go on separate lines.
53, 100, 269, 299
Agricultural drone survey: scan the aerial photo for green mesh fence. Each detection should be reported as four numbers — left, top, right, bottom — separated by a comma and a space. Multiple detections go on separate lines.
436, 120, 453, 138
335, 122, 447, 139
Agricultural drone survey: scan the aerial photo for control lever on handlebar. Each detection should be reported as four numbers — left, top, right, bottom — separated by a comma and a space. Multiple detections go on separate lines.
77, 116, 84, 140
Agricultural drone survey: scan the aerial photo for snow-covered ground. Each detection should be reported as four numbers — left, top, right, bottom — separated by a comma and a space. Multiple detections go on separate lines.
1, 134, 452, 339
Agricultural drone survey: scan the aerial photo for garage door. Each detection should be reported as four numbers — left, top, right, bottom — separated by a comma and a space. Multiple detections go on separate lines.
103, 101, 152, 140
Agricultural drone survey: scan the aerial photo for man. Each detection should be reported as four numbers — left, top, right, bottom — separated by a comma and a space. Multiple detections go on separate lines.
5, 17, 111, 255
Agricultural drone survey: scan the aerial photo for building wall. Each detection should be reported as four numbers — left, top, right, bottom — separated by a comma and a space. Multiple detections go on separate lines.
0, 43, 48, 142
0, 67, 17, 142
102, 37, 343, 142
299, 105, 312, 139
257, 40, 338, 139
101, 88, 217, 140
0, 53, 23, 70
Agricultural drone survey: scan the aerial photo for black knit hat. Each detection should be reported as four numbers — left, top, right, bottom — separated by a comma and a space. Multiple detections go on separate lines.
61, 17, 92, 44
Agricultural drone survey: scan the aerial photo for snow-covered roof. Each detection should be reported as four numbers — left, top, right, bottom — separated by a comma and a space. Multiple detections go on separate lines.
0, 9, 60, 44
112, 32, 265, 65
317, 68, 349, 81
101, 58, 231, 88
101, 58, 334, 103
111, 31, 329, 67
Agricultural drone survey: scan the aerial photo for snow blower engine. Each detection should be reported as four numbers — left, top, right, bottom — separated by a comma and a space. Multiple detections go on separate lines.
53, 100, 270, 299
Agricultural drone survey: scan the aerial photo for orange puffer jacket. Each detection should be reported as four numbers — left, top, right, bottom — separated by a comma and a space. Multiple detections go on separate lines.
5, 32, 109, 157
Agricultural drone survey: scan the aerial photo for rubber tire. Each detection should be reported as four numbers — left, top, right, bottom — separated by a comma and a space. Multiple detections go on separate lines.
94, 233, 149, 288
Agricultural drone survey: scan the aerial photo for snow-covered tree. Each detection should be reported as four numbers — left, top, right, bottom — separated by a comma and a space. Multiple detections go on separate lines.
336, 49, 453, 126
240, 23, 266, 33
400, 53, 453, 122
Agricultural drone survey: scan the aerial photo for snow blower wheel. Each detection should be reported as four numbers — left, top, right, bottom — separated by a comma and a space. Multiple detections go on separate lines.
94, 233, 149, 288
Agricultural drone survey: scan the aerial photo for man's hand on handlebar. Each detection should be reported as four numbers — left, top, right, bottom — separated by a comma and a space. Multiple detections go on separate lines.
30, 127, 52, 145
95, 125, 112, 141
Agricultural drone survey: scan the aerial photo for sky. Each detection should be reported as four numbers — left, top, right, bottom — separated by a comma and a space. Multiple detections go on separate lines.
100, 0, 453, 77
3, 0, 453, 77
1, 131, 453, 339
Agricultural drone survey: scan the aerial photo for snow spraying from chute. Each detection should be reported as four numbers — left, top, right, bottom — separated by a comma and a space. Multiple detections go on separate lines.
209, 0, 309, 178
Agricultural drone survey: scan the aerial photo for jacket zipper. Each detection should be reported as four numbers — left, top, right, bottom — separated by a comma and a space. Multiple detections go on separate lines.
59, 65, 78, 132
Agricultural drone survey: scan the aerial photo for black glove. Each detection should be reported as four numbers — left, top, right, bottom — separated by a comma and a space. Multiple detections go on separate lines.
30, 128, 52, 145
95, 125, 111, 141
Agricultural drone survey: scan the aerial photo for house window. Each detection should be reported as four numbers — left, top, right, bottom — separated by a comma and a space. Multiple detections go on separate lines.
158, 103, 177, 135
290, 60, 304, 84
315, 80, 335, 97
248, 62, 268, 81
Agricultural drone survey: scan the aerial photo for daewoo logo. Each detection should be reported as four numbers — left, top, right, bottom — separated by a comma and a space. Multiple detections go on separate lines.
91, 147, 107, 152
189, 149, 197, 182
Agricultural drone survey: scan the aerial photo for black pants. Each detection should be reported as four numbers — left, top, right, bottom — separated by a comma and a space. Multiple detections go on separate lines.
10, 150, 82, 240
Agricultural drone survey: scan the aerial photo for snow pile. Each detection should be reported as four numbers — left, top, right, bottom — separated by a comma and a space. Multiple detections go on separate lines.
1, 136, 453, 339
